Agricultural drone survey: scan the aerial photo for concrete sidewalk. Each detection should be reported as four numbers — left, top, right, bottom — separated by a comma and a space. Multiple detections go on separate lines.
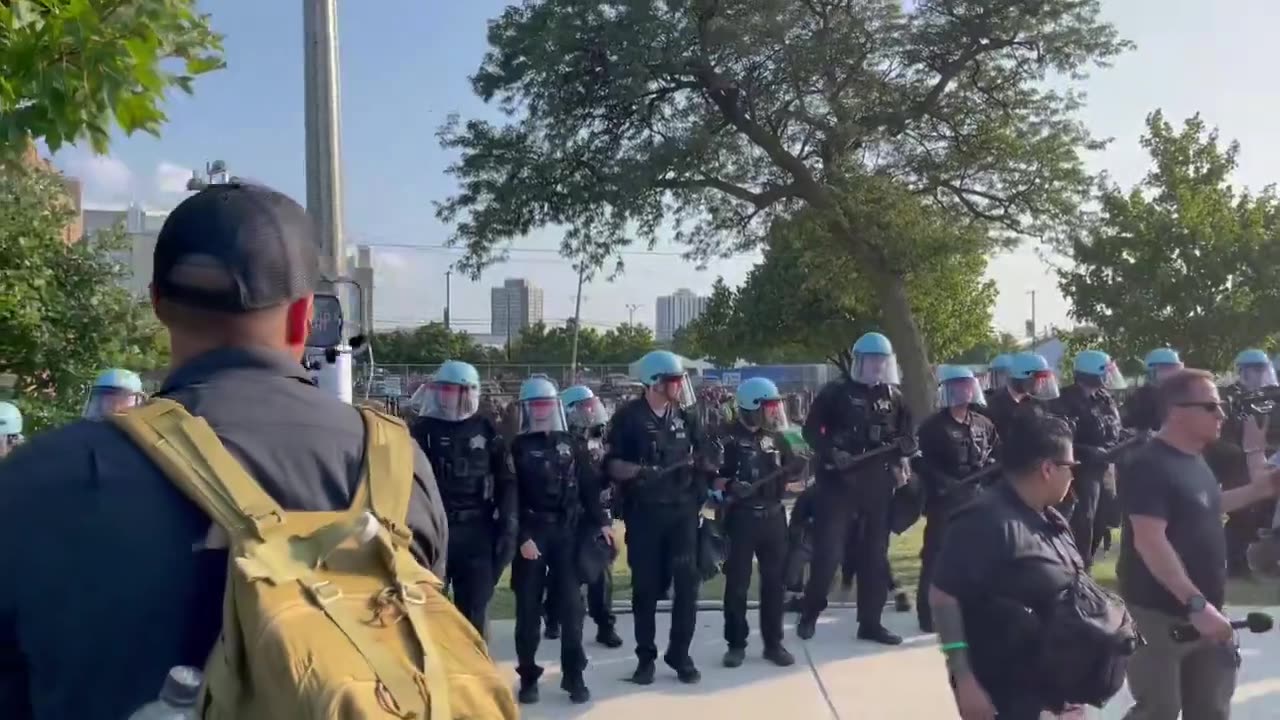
485, 606, 1280, 719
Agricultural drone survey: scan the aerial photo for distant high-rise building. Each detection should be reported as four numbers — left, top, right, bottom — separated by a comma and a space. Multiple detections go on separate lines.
491, 278, 545, 341
655, 288, 709, 342
83, 204, 170, 297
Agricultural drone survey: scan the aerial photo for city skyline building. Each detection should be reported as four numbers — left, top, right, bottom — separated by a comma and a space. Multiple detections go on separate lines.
655, 288, 709, 342
490, 277, 545, 342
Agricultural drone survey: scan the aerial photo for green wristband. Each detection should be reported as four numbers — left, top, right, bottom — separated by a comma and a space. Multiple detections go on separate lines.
940, 642, 968, 652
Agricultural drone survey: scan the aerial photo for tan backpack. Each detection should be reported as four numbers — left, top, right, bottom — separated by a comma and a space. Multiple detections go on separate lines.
113, 399, 518, 720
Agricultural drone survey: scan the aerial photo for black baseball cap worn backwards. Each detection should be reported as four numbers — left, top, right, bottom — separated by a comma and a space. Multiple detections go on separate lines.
152, 182, 320, 313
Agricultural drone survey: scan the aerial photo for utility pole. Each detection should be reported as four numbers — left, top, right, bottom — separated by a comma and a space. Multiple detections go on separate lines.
444, 270, 452, 331
505, 292, 514, 361
569, 263, 587, 383
303, 0, 352, 403
1026, 290, 1038, 342
625, 303, 642, 326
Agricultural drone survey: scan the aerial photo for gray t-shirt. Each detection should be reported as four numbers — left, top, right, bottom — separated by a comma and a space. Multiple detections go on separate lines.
1117, 438, 1226, 614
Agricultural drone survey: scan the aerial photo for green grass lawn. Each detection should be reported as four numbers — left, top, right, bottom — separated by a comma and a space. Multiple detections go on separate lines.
488, 521, 1280, 620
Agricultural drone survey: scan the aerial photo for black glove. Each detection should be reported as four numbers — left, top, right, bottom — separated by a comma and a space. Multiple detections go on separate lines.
894, 435, 919, 457
493, 527, 517, 572
728, 480, 754, 499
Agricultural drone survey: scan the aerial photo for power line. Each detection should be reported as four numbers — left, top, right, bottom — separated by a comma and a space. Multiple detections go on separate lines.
358, 239, 758, 260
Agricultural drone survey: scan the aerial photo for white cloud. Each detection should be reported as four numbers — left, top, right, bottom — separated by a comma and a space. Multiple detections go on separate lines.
155, 161, 195, 195
61, 152, 133, 205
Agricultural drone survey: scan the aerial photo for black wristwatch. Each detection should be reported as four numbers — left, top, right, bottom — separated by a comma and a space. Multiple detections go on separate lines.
1184, 594, 1208, 614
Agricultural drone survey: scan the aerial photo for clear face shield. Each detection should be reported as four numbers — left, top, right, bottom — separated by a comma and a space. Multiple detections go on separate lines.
82, 387, 145, 420
518, 397, 569, 435
853, 352, 901, 385
987, 368, 1008, 392
654, 373, 697, 409
0, 434, 22, 458
740, 398, 790, 432
1027, 370, 1061, 400
1078, 361, 1128, 391
421, 382, 480, 422
567, 397, 611, 435
1238, 363, 1279, 393
939, 377, 986, 409
1148, 362, 1183, 385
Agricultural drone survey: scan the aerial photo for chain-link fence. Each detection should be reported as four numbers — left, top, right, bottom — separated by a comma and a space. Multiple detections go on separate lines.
358, 363, 635, 398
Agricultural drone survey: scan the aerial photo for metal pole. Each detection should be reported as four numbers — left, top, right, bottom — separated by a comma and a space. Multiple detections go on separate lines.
303, 0, 346, 285
444, 270, 452, 331
505, 293, 513, 361
1028, 290, 1037, 342
626, 303, 641, 325
569, 264, 586, 382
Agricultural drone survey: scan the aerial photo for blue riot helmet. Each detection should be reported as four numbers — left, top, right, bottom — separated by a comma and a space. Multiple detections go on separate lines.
851, 332, 900, 386
518, 377, 568, 435
562, 385, 610, 433
0, 401, 23, 458
1009, 352, 1060, 400
937, 365, 985, 409
421, 360, 481, 421
1144, 348, 1183, 384
736, 377, 789, 431
83, 368, 145, 420
1074, 350, 1127, 390
1234, 349, 1278, 392
987, 354, 1013, 391
633, 350, 696, 408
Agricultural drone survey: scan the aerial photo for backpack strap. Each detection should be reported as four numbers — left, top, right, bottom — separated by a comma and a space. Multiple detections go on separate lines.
112, 399, 285, 543
358, 407, 417, 548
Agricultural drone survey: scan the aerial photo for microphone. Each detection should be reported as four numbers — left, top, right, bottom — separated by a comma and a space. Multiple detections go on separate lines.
1170, 612, 1273, 642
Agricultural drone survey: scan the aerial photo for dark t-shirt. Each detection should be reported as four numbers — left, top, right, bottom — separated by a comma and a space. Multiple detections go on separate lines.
1117, 438, 1226, 614
932, 481, 1080, 696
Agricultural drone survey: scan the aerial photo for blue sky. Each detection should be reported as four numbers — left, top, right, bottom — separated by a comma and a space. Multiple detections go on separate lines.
54, 0, 1280, 340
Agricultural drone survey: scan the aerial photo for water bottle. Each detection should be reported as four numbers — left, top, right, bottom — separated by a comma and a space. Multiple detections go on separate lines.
127, 665, 202, 719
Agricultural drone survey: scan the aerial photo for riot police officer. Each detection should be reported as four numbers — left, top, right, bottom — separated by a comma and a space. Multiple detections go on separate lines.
914, 365, 999, 632
715, 378, 797, 669
558, 384, 624, 648
982, 351, 1059, 446
409, 360, 517, 634
510, 378, 611, 705
1122, 348, 1183, 432
82, 368, 145, 420
0, 401, 23, 459
1208, 349, 1280, 578
1050, 350, 1126, 569
983, 354, 1013, 404
605, 350, 713, 685
796, 332, 915, 646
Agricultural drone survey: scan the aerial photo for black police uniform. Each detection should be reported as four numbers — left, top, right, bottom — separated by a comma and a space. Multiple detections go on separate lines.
1207, 382, 1279, 577
914, 405, 999, 630
1121, 384, 1162, 433
718, 422, 794, 664
0, 349, 450, 720
411, 413, 517, 635
510, 430, 605, 703
1049, 382, 1122, 569
797, 378, 914, 642
605, 397, 710, 683
981, 387, 1045, 449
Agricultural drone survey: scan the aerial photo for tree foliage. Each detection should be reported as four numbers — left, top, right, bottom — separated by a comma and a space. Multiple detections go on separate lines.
373, 320, 658, 367
1058, 110, 1280, 372
439, 0, 1129, 414
673, 191, 998, 370
0, 163, 168, 431
0, 0, 224, 156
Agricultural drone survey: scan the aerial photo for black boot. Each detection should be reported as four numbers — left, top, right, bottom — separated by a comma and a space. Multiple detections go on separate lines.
517, 680, 539, 704
722, 647, 746, 668
664, 653, 701, 684
894, 591, 912, 613
561, 674, 590, 704
629, 659, 656, 685
596, 625, 623, 648
763, 645, 796, 667
857, 624, 903, 646
544, 622, 561, 640
796, 614, 817, 640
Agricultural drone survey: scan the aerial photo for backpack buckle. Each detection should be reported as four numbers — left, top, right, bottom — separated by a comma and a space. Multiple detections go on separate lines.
308, 581, 343, 605
400, 583, 426, 606
246, 506, 284, 534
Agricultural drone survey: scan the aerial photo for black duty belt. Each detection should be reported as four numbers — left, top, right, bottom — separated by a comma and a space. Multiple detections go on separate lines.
447, 508, 490, 523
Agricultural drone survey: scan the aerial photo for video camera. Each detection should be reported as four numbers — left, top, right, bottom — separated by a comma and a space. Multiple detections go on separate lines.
1232, 386, 1280, 419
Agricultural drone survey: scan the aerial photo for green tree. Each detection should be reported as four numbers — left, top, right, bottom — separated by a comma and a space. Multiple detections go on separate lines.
673, 278, 741, 367
0, 163, 167, 430
1058, 111, 1280, 373
596, 323, 657, 365
437, 0, 1128, 414
372, 323, 493, 365
1, 0, 224, 155
947, 331, 1021, 365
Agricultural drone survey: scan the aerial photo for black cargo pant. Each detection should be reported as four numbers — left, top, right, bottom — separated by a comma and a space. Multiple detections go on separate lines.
722, 503, 787, 650
783, 487, 818, 593
627, 502, 700, 663
513, 522, 587, 683
447, 516, 498, 636
1067, 466, 1105, 570
801, 466, 894, 628
915, 507, 952, 630
544, 565, 616, 634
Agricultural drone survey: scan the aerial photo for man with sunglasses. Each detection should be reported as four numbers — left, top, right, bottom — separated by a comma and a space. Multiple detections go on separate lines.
605, 350, 713, 685
1119, 369, 1280, 720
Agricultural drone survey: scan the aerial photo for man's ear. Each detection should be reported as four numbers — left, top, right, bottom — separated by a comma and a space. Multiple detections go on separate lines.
285, 295, 315, 346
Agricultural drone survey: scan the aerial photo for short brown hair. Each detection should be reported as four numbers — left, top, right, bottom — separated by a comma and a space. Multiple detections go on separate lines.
1158, 368, 1217, 418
